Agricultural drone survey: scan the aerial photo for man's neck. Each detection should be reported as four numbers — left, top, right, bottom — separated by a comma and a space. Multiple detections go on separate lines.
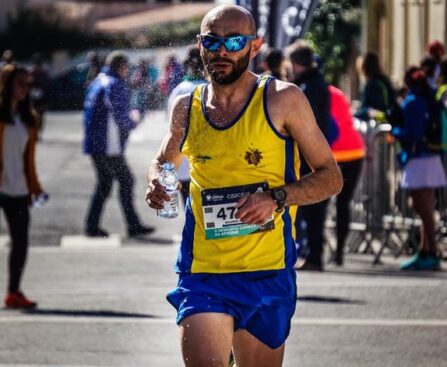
208, 71, 257, 107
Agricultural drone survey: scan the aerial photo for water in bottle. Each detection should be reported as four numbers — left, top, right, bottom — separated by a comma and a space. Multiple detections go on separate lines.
158, 162, 179, 219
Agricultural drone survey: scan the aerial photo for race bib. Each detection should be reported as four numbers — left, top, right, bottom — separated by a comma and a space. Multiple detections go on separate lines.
201, 182, 275, 240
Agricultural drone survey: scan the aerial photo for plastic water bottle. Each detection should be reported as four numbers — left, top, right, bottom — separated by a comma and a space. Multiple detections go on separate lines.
158, 162, 179, 219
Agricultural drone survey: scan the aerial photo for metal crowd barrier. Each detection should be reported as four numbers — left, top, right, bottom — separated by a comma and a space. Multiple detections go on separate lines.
326, 119, 447, 264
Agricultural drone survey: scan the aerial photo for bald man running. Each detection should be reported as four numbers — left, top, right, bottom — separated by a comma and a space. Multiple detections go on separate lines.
146, 5, 342, 367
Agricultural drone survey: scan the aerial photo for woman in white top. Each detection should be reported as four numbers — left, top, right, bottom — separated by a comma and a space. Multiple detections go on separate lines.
0, 64, 45, 308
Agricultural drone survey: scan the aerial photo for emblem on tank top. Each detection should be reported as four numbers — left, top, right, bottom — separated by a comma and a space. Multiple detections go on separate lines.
244, 147, 263, 166
192, 154, 212, 164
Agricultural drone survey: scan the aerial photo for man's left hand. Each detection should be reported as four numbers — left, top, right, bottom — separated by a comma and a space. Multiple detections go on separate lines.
234, 192, 277, 225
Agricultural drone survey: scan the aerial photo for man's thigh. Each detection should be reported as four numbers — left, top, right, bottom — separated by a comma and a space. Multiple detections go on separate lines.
179, 312, 234, 367
233, 329, 285, 367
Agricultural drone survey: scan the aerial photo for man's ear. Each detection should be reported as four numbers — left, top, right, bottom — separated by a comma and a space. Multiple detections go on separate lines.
250, 37, 263, 59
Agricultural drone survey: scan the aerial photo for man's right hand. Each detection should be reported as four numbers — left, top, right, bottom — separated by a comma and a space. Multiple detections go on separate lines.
146, 179, 170, 210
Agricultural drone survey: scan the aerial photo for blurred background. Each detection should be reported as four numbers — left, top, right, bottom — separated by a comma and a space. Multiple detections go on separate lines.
0, 1, 447, 366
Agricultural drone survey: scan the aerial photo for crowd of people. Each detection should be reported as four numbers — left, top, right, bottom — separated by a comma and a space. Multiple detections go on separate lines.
256, 40, 447, 272
0, 19, 446, 318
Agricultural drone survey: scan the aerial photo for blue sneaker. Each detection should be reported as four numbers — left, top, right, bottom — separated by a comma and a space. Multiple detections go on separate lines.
401, 253, 441, 271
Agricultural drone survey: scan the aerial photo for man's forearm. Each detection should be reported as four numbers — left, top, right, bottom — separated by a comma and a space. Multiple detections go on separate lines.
284, 161, 342, 206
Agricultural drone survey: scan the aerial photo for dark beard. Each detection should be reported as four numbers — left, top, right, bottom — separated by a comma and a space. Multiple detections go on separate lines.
206, 50, 251, 85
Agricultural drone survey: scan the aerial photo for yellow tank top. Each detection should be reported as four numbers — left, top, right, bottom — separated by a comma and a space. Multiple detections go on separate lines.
177, 75, 300, 274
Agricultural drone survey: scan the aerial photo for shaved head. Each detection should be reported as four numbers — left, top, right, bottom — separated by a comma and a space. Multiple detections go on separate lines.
201, 5, 256, 35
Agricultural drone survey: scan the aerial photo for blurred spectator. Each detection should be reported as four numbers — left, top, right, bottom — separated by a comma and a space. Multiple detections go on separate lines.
83, 51, 154, 238
392, 67, 446, 270
355, 52, 400, 123
85, 51, 103, 87
289, 40, 330, 271
159, 54, 184, 97
29, 53, 51, 138
0, 64, 46, 308
131, 57, 163, 113
427, 40, 445, 84
421, 55, 438, 91
131, 58, 151, 114
167, 46, 206, 206
329, 85, 365, 266
0, 50, 14, 70
261, 47, 288, 81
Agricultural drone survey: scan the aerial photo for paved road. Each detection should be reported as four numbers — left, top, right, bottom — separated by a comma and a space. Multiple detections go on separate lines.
0, 112, 446, 367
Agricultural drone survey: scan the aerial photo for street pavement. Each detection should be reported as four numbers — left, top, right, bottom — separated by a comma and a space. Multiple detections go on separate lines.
0, 111, 446, 367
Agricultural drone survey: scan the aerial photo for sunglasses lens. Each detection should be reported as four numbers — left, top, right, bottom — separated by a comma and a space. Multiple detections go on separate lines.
200, 35, 251, 52
224, 36, 247, 52
202, 36, 221, 51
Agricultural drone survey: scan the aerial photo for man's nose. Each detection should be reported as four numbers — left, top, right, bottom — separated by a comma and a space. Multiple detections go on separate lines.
215, 42, 228, 55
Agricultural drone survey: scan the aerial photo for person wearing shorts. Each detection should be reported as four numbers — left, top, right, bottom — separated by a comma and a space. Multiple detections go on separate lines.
145, 5, 343, 367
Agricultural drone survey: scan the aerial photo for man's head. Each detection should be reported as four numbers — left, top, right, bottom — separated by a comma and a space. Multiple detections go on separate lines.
289, 40, 315, 77
427, 40, 445, 61
106, 51, 129, 79
198, 5, 261, 85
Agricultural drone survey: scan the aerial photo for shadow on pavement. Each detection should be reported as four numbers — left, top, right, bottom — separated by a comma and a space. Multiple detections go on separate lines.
326, 268, 444, 278
126, 236, 174, 245
23, 309, 156, 318
297, 295, 366, 305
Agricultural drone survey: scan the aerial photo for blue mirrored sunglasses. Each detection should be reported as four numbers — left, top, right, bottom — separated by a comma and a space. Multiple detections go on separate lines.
198, 34, 256, 52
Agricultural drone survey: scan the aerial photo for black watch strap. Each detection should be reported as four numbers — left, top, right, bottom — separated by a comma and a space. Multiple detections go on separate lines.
271, 187, 287, 213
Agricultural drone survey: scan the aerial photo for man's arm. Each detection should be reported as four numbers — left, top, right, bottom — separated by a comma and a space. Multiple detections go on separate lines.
146, 94, 189, 209
235, 81, 343, 224
282, 84, 342, 205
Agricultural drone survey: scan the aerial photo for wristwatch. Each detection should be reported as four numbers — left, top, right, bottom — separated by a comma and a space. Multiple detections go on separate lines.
271, 187, 287, 212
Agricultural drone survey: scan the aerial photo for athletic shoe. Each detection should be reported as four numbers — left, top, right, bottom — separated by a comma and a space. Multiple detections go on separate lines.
4, 291, 37, 309
128, 225, 155, 238
85, 228, 109, 238
400, 253, 441, 271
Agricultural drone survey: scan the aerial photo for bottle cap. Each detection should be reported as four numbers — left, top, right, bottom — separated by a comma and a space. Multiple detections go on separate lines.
162, 162, 174, 170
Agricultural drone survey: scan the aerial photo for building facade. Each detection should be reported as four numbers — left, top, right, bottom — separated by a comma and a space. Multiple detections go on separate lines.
363, 0, 447, 85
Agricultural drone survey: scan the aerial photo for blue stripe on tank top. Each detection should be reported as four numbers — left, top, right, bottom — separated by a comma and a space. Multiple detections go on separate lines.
263, 76, 288, 140
175, 196, 195, 274
282, 138, 298, 268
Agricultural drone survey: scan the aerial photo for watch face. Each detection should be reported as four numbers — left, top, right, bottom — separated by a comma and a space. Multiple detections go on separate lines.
274, 188, 286, 201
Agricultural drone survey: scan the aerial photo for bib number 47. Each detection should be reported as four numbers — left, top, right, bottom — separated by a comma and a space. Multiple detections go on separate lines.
217, 207, 236, 221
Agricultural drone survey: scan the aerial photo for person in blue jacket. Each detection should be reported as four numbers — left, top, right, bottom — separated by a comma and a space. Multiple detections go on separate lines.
392, 66, 446, 270
83, 51, 154, 238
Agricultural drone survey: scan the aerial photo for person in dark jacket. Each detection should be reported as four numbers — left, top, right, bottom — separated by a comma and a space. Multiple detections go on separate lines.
355, 52, 398, 123
289, 41, 331, 271
83, 51, 154, 238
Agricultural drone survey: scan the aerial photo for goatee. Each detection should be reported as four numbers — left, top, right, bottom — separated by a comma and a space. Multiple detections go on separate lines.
207, 50, 251, 85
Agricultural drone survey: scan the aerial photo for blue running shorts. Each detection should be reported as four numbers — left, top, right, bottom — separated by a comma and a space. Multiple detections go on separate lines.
166, 268, 297, 349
